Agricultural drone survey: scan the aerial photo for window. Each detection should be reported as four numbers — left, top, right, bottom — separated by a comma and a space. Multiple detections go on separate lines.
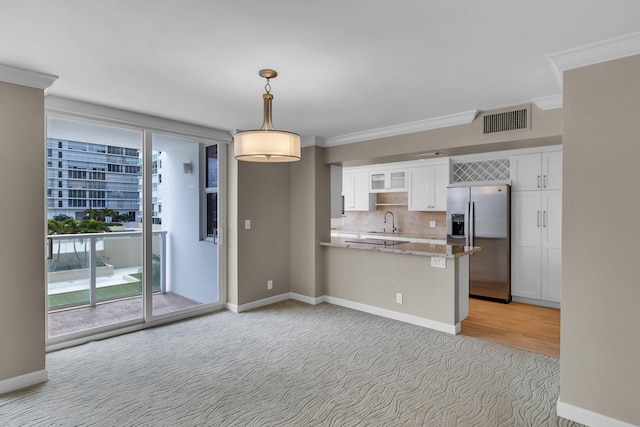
205, 145, 218, 241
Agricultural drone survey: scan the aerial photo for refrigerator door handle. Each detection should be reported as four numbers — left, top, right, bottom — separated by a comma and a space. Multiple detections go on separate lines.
468, 201, 475, 247
465, 202, 470, 246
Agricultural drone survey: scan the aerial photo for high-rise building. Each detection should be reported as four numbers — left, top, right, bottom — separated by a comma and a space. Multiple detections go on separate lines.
46, 138, 141, 222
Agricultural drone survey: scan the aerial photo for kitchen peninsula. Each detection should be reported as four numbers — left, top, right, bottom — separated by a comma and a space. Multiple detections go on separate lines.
321, 235, 480, 334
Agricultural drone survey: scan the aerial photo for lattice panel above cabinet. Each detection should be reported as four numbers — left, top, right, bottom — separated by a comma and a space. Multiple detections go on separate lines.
452, 159, 510, 183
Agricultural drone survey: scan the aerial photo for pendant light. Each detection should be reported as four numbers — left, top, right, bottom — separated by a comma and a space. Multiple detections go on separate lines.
233, 69, 301, 162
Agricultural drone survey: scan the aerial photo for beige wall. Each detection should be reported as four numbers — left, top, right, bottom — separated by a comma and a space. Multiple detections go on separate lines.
561, 54, 640, 425
0, 82, 46, 382
290, 146, 331, 299
226, 147, 239, 305
233, 158, 292, 305
324, 247, 462, 326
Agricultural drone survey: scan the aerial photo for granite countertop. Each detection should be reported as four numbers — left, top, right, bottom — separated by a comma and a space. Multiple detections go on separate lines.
321, 236, 480, 259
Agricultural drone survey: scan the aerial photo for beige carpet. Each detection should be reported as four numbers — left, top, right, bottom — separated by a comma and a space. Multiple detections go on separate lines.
1, 300, 582, 426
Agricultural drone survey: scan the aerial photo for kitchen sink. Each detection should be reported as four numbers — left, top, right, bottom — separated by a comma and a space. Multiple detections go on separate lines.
344, 238, 406, 246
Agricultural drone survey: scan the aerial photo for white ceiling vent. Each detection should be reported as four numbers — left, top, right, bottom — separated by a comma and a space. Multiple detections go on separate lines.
482, 105, 530, 134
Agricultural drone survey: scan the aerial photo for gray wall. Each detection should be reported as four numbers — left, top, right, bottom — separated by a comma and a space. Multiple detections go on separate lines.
561, 54, 640, 425
0, 81, 46, 383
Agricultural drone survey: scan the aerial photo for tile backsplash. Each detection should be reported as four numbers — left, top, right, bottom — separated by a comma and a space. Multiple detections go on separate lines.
331, 192, 447, 238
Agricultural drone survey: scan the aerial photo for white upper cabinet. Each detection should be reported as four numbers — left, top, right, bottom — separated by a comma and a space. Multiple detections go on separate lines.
541, 151, 562, 190
343, 170, 375, 211
369, 168, 407, 192
408, 163, 449, 211
510, 151, 562, 191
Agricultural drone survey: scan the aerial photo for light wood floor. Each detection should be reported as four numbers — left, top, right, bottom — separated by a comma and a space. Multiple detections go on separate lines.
460, 298, 560, 358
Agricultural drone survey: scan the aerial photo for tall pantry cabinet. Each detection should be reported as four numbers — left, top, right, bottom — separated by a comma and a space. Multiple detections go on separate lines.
510, 150, 562, 305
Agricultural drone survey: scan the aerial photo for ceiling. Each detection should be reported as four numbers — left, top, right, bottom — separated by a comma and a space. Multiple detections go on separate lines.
2, 1, 640, 144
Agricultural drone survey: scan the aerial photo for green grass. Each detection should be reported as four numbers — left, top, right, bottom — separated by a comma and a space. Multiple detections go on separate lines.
48, 271, 161, 310
48, 282, 143, 308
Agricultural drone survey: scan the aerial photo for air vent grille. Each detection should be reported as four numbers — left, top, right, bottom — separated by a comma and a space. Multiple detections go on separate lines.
452, 159, 510, 183
483, 108, 528, 134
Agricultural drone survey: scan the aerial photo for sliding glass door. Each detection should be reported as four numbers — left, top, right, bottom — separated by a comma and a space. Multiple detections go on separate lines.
46, 116, 223, 343
149, 133, 219, 317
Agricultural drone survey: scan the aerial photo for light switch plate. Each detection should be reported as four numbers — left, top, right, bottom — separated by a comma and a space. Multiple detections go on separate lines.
431, 257, 446, 268
429, 220, 437, 228
244, 219, 251, 230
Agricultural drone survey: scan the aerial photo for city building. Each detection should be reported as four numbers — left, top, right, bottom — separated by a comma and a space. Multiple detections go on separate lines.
46, 137, 141, 222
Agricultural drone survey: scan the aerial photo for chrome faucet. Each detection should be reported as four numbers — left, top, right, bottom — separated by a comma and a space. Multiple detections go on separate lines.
383, 211, 397, 233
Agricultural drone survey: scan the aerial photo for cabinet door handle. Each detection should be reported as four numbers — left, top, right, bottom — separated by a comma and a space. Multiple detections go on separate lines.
537, 211, 541, 227
544, 175, 548, 188
537, 175, 541, 189
543, 211, 547, 227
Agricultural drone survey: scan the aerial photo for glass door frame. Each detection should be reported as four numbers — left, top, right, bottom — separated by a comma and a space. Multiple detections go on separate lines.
45, 103, 229, 351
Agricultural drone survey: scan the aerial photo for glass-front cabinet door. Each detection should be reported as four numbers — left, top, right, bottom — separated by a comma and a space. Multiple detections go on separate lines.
369, 169, 407, 192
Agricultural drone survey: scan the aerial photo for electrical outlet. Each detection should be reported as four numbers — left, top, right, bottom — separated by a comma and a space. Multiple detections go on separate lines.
431, 257, 446, 268
429, 220, 436, 228
396, 292, 403, 304
267, 280, 273, 290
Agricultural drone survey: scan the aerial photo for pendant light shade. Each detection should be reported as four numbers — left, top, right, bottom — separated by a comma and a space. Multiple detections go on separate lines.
234, 69, 301, 162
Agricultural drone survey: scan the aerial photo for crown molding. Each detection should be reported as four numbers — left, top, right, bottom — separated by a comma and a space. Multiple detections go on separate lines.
301, 136, 325, 148
547, 31, 640, 87
323, 110, 478, 147
532, 95, 563, 110
0, 63, 58, 91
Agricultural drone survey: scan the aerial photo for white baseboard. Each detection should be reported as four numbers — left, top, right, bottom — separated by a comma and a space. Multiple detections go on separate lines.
226, 294, 457, 335
0, 369, 48, 395
557, 397, 637, 427
325, 296, 458, 335
512, 296, 561, 309
290, 292, 326, 305
227, 292, 326, 313
234, 293, 292, 313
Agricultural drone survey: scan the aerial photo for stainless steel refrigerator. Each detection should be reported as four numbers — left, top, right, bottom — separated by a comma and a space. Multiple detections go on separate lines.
447, 185, 511, 303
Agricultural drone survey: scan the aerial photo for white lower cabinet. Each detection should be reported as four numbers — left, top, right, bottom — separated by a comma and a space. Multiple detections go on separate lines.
511, 190, 562, 303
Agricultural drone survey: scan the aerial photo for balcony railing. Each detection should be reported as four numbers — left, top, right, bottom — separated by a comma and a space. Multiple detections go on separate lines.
47, 230, 167, 311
